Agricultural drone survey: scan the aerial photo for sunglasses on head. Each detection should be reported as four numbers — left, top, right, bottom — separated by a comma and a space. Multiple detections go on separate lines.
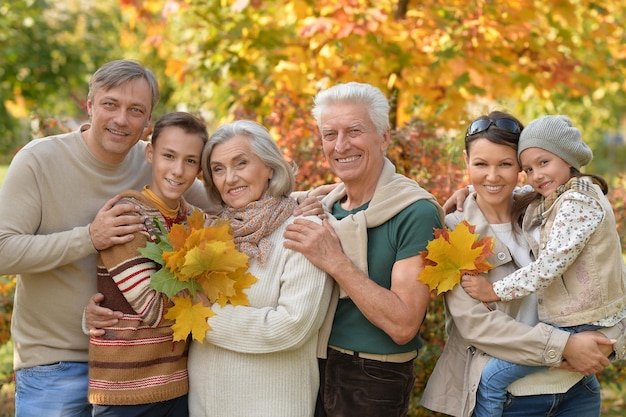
465, 118, 522, 137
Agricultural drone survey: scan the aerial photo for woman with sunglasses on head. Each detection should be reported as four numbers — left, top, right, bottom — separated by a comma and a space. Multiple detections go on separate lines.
461, 115, 626, 417
420, 111, 615, 417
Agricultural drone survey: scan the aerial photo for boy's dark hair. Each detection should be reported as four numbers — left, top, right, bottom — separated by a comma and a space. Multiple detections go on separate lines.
151, 112, 209, 146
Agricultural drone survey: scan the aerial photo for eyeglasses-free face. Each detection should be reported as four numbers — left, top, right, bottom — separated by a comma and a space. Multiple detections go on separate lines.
466, 118, 522, 137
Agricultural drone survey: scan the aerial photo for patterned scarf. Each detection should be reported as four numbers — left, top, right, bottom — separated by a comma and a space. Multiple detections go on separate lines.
531, 176, 596, 226
218, 192, 297, 264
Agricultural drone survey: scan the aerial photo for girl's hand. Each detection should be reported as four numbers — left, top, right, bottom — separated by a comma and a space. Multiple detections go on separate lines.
461, 274, 500, 302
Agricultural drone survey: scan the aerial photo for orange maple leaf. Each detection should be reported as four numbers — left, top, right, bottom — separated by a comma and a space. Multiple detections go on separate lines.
196, 271, 237, 302
167, 223, 190, 250
418, 220, 495, 294
186, 209, 206, 230
165, 296, 216, 343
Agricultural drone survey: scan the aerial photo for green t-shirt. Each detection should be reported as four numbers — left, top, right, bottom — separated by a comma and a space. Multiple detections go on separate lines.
328, 198, 442, 354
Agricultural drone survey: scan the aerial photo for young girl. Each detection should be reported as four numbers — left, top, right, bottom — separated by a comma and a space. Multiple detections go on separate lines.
462, 115, 626, 417
88, 112, 209, 417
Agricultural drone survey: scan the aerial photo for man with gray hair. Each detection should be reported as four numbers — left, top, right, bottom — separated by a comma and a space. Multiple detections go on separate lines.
284, 82, 444, 416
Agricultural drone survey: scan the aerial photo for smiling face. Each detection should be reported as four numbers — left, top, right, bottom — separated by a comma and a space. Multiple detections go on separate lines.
145, 126, 205, 209
519, 147, 572, 197
465, 138, 521, 213
319, 102, 389, 189
209, 135, 274, 209
84, 78, 153, 164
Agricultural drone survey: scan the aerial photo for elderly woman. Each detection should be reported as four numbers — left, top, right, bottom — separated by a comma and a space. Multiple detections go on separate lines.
187, 120, 333, 417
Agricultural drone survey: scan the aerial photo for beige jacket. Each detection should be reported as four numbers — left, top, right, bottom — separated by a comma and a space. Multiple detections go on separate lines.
420, 194, 575, 417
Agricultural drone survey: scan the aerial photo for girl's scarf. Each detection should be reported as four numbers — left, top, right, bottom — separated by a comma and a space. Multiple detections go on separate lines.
218, 192, 297, 264
531, 176, 597, 226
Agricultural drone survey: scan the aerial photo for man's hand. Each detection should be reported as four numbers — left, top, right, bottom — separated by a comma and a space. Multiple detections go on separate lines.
283, 218, 343, 273
89, 195, 146, 251
285, 217, 430, 344
461, 274, 500, 302
85, 293, 123, 337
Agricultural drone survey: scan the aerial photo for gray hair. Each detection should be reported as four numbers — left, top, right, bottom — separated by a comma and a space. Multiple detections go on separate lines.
311, 82, 390, 135
201, 120, 296, 207
88, 60, 160, 112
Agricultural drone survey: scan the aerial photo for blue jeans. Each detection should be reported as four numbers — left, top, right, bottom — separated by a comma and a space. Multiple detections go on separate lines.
474, 324, 602, 417
15, 361, 91, 417
315, 347, 415, 417
502, 374, 601, 417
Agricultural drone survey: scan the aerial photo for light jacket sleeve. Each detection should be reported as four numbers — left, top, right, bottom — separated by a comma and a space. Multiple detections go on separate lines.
446, 283, 569, 366
444, 202, 569, 367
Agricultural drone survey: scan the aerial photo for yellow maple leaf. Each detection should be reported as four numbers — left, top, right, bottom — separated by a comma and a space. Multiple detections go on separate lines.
418, 220, 495, 294
215, 267, 259, 307
162, 249, 188, 279
183, 220, 231, 249
165, 296, 216, 343
181, 239, 249, 278
145, 210, 259, 343
203, 220, 235, 241
197, 271, 237, 302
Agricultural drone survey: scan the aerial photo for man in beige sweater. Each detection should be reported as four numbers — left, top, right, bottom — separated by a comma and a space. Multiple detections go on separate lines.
0, 60, 213, 417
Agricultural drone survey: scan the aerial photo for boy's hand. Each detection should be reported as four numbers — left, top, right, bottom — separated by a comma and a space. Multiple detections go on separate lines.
85, 293, 123, 337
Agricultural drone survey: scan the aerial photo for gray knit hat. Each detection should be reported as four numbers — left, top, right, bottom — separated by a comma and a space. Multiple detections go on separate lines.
518, 115, 593, 170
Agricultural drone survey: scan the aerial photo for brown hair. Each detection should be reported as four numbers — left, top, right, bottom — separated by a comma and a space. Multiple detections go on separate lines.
151, 112, 209, 147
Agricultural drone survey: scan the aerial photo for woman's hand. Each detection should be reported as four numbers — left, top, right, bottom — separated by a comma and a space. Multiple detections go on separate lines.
461, 274, 500, 302
294, 195, 326, 219
560, 331, 613, 374
293, 183, 339, 218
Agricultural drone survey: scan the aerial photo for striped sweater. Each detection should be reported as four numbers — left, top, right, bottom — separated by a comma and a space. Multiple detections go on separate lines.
88, 190, 197, 405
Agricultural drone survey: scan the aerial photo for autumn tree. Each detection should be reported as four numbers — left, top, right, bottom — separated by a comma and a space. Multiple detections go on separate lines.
0, 0, 126, 160
117, 0, 626, 195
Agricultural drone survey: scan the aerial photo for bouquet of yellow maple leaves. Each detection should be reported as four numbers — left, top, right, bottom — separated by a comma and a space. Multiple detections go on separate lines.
418, 220, 495, 294
138, 209, 257, 342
